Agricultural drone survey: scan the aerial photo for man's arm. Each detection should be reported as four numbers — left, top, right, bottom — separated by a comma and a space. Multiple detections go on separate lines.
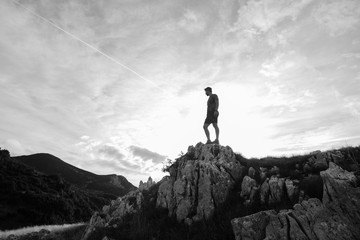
214, 95, 219, 116
214, 95, 219, 111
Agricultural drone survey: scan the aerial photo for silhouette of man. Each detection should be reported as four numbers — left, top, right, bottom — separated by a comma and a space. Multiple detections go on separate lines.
203, 87, 219, 144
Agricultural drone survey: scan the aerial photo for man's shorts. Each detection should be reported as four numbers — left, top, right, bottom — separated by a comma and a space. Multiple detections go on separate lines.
204, 111, 218, 124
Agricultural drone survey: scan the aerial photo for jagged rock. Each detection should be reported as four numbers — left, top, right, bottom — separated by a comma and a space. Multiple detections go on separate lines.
268, 176, 285, 205
232, 198, 356, 240
240, 176, 258, 206
240, 176, 257, 198
260, 178, 270, 205
139, 176, 155, 191
156, 142, 246, 223
285, 179, 299, 204
156, 176, 174, 212
308, 151, 328, 172
231, 210, 276, 240
232, 162, 360, 240
321, 162, 360, 234
248, 167, 256, 179
82, 190, 144, 240
327, 150, 344, 166
259, 167, 268, 182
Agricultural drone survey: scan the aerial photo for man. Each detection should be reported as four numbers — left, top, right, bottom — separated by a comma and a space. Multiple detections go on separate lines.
203, 87, 220, 144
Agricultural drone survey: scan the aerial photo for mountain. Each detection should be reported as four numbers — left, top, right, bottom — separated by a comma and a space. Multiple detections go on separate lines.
81, 143, 360, 240
12, 153, 136, 198
0, 149, 110, 230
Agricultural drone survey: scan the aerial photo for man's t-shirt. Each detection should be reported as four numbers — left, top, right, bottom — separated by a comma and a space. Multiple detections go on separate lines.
207, 94, 218, 112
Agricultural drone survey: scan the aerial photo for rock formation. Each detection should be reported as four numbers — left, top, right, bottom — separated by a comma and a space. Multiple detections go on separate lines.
80, 143, 360, 240
231, 162, 360, 240
156, 142, 246, 223
139, 176, 155, 191
82, 190, 144, 240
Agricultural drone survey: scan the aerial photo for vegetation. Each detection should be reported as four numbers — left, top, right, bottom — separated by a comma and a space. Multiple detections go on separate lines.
0, 148, 110, 231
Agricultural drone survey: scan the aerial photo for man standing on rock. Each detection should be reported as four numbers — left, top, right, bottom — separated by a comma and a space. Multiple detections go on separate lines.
203, 87, 220, 144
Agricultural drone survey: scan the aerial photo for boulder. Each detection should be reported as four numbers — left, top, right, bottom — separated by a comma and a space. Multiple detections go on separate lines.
248, 167, 256, 179
268, 176, 285, 205
232, 162, 360, 240
240, 176, 258, 206
259, 167, 268, 182
285, 179, 299, 204
260, 178, 270, 205
156, 142, 246, 223
82, 190, 144, 239
308, 152, 328, 172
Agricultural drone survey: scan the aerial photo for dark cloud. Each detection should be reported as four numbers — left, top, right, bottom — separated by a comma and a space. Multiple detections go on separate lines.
97, 145, 125, 160
129, 145, 167, 164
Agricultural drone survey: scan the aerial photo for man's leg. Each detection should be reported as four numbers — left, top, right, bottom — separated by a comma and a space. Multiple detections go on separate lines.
213, 123, 219, 142
203, 123, 211, 143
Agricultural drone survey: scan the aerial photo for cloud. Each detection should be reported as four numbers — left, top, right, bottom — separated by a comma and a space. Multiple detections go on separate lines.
312, 0, 360, 37
233, 0, 313, 34
97, 145, 125, 161
129, 145, 167, 164
178, 9, 206, 33
344, 96, 360, 117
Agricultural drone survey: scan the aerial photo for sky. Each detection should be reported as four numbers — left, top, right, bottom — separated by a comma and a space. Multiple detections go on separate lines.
1, 0, 360, 186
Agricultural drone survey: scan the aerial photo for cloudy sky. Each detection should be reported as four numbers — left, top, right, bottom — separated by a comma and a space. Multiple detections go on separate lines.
1, 0, 360, 185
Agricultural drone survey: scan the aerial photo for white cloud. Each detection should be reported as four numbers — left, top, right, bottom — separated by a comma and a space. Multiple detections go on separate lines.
1, 0, 360, 183
312, 0, 360, 37
233, 0, 314, 33
259, 52, 297, 78
178, 9, 206, 33
344, 97, 360, 117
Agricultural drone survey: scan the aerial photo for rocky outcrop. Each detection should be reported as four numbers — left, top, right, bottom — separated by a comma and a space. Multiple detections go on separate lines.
240, 176, 258, 206
139, 176, 155, 191
231, 162, 360, 240
156, 142, 246, 223
78, 144, 360, 240
82, 190, 143, 240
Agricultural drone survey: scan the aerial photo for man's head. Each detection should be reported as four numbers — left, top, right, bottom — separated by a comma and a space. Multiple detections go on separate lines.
204, 87, 212, 96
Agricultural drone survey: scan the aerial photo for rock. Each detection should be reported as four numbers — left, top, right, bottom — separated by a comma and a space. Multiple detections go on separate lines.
248, 167, 256, 179
231, 210, 276, 240
156, 176, 174, 213
309, 152, 328, 172
232, 198, 355, 240
268, 176, 285, 205
285, 178, 299, 204
240, 176, 258, 206
156, 142, 246, 223
139, 176, 156, 191
328, 150, 344, 166
240, 176, 257, 198
260, 178, 270, 205
232, 162, 360, 240
82, 190, 144, 239
321, 162, 360, 235
259, 167, 268, 182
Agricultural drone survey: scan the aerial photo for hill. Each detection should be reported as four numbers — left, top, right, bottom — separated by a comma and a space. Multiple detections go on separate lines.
0, 148, 129, 231
81, 143, 360, 240
13, 153, 136, 198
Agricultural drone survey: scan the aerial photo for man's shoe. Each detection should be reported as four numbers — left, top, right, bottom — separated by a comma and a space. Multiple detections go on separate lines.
206, 140, 212, 144
212, 139, 219, 144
